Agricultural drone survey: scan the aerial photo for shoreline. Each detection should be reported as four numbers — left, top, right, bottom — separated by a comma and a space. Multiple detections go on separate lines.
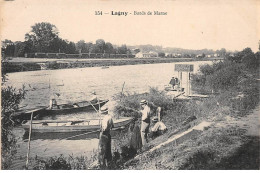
3, 57, 222, 73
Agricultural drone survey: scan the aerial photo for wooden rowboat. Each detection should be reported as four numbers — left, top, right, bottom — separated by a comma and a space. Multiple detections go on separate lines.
14, 99, 109, 122
21, 117, 133, 133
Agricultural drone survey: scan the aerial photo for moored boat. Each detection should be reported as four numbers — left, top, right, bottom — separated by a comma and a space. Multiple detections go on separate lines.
101, 66, 109, 69
14, 99, 109, 122
21, 117, 133, 133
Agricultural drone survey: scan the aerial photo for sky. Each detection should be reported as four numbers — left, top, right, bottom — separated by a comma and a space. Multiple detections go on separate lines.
0, 0, 259, 51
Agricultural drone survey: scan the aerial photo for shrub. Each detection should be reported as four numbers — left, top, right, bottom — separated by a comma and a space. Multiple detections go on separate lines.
205, 63, 244, 91
1, 85, 26, 169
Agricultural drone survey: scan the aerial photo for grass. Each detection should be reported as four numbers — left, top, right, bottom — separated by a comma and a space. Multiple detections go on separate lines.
29, 152, 99, 170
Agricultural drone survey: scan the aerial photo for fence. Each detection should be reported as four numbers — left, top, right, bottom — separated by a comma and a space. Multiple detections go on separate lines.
25, 53, 135, 59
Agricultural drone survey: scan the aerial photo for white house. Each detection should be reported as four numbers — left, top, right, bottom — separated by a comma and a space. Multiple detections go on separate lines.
135, 51, 158, 58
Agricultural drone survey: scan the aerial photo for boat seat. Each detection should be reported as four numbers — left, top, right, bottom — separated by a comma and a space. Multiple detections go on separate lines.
73, 103, 80, 108
71, 120, 90, 125
42, 122, 48, 126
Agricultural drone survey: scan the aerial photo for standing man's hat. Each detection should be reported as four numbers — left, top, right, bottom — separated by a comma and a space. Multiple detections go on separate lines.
100, 107, 108, 114
140, 99, 148, 105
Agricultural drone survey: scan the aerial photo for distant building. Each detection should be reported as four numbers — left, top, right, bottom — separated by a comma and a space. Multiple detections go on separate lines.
135, 51, 158, 58
213, 53, 220, 57
196, 54, 203, 58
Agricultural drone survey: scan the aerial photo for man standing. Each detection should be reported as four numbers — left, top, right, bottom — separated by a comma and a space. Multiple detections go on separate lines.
49, 97, 59, 109
140, 100, 151, 145
169, 77, 176, 88
99, 107, 114, 168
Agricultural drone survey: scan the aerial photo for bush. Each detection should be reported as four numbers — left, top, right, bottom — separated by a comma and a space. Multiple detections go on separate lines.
1, 85, 26, 169
205, 63, 244, 91
114, 87, 175, 119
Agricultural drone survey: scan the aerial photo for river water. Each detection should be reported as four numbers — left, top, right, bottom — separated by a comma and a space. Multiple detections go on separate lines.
5, 61, 212, 169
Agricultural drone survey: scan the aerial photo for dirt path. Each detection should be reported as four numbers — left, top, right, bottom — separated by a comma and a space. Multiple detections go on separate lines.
218, 104, 260, 137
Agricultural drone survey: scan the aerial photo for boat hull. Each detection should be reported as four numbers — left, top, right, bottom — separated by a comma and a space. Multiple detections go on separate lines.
14, 100, 109, 122
22, 117, 133, 133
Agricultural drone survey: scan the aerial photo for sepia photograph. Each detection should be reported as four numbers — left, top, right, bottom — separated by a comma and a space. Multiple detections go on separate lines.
0, 0, 259, 170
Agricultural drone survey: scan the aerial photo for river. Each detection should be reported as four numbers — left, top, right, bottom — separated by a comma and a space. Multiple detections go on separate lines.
5, 61, 212, 169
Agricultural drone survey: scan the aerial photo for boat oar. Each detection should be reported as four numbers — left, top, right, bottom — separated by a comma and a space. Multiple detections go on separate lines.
88, 101, 99, 113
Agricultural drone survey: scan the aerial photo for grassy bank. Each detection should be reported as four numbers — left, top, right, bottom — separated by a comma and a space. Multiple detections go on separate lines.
115, 48, 260, 170
4, 57, 216, 73
28, 77, 259, 169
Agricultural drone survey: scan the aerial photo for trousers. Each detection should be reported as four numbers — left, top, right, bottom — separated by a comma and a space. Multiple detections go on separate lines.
140, 121, 150, 145
99, 131, 112, 167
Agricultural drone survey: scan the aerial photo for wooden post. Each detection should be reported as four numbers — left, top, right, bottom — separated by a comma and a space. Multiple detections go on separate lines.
120, 82, 125, 101
180, 72, 182, 90
26, 112, 33, 169
177, 71, 180, 93
188, 72, 191, 96
98, 98, 101, 127
186, 72, 189, 96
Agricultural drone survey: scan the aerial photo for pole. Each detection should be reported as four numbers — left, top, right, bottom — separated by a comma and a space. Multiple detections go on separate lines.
180, 72, 182, 90
177, 71, 180, 93
186, 72, 189, 96
189, 72, 191, 96
98, 97, 101, 127
26, 112, 33, 169
120, 82, 125, 101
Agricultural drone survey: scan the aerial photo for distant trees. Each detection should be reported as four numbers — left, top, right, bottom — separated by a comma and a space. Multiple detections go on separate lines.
226, 48, 259, 69
192, 47, 260, 93
133, 48, 140, 54
1, 23, 79, 56
74, 39, 130, 55
25, 22, 59, 52
158, 52, 165, 57
216, 48, 227, 57
104, 42, 114, 53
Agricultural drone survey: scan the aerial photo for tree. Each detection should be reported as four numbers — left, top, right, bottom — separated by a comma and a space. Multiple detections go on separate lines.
25, 22, 59, 52
158, 52, 165, 58
117, 45, 128, 54
76, 40, 86, 53
95, 39, 105, 53
1, 39, 13, 49
104, 42, 114, 53
14, 41, 26, 57
66, 42, 77, 54
1, 55, 26, 169
85, 42, 93, 53
240, 48, 258, 69
133, 48, 140, 54
4, 44, 15, 57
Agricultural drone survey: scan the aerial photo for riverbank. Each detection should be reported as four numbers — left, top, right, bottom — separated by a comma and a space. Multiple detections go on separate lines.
5, 48, 259, 170
3, 57, 221, 73
27, 80, 259, 170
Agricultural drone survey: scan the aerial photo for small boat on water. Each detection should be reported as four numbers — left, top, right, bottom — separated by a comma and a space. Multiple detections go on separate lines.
101, 66, 109, 69
14, 99, 109, 122
21, 117, 133, 133
164, 84, 184, 92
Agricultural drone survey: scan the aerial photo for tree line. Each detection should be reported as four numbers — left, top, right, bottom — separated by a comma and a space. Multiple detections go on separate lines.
1, 22, 132, 57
